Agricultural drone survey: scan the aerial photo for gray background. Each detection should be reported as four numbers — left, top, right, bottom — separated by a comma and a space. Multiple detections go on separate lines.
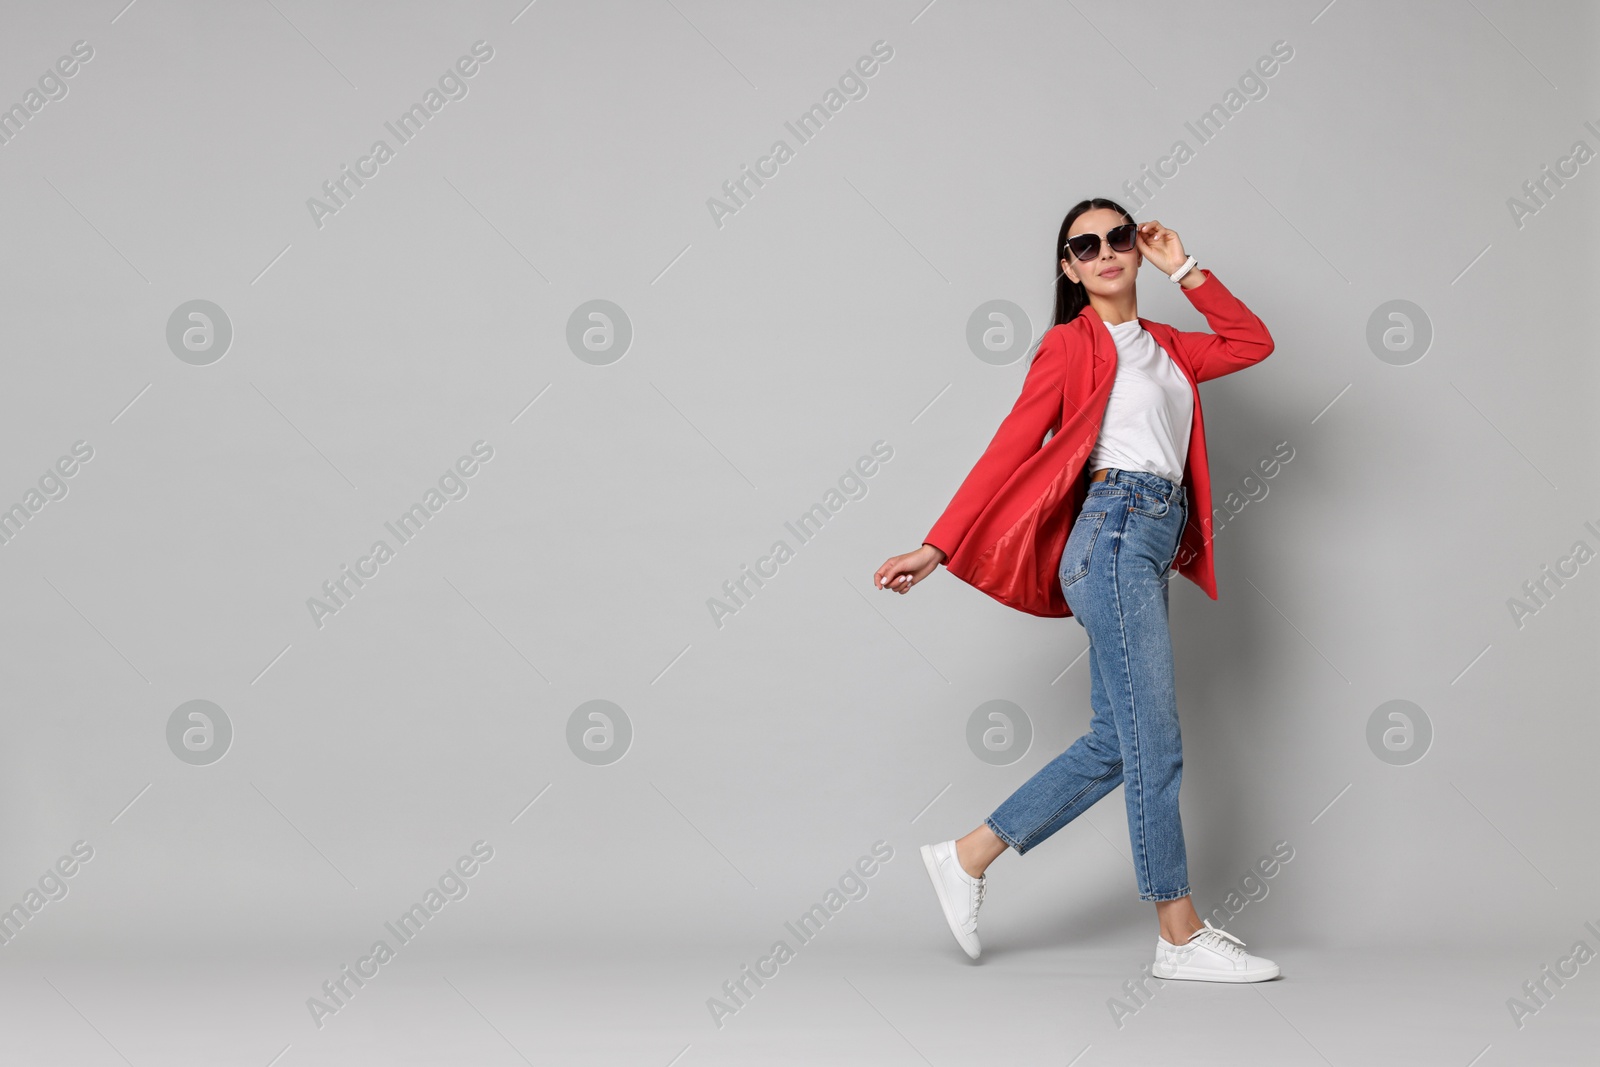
1, 0, 1597, 1063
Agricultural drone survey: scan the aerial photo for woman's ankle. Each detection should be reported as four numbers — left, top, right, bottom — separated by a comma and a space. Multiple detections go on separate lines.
1154, 896, 1202, 943
1159, 922, 1202, 944
955, 826, 1003, 878
953, 836, 984, 878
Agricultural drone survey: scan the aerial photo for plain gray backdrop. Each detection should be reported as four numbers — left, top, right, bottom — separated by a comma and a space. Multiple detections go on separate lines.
1, 1, 1597, 1063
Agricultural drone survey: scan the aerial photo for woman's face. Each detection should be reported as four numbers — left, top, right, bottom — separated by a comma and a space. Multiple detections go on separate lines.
1061, 208, 1140, 295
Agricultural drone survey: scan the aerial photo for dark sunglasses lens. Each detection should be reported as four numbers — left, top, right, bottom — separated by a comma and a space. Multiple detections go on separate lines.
1066, 234, 1099, 260
1108, 223, 1136, 252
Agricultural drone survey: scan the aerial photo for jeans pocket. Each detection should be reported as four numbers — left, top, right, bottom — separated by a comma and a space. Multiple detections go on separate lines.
1059, 509, 1107, 590
1129, 488, 1170, 518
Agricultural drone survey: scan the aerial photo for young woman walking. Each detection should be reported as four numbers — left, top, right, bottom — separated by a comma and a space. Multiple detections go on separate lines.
873, 199, 1280, 982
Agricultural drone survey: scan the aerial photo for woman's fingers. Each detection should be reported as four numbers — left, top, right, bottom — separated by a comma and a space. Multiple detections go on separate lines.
1139, 220, 1171, 245
875, 565, 915, 591
876, 549, 934, 592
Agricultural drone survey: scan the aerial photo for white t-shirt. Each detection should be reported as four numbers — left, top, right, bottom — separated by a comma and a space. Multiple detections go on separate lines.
1087, 317, 1194, 486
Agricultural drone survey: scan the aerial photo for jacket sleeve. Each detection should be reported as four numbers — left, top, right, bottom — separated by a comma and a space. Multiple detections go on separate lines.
1170, 269, 1274, 383
924, 331, 1066, 562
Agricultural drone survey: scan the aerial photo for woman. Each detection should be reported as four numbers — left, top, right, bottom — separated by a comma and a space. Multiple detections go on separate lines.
873, 199, 1280, 982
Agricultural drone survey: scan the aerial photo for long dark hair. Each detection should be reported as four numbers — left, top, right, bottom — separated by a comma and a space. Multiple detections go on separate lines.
1052, 198, 1136, 327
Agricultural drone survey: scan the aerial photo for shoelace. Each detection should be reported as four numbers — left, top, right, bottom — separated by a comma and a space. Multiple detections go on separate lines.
1182, 919, 1246, 959
965, 876, 986, 931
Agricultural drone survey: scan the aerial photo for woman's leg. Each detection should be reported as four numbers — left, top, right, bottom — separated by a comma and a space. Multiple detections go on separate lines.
976, 635, 1125, 869
1063, 475, 1192, 904
976, 501, 1132, 869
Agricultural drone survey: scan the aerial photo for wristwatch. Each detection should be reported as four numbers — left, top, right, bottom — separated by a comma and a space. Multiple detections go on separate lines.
1169, 255, 1198, 283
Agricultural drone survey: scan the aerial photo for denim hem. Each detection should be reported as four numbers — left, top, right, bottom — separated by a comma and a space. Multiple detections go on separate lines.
983, 816, 1025, 855
1139, 886, 1192, 903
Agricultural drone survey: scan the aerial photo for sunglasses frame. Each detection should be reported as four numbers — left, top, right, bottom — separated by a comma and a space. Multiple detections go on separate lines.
1063, 221, 1138, 262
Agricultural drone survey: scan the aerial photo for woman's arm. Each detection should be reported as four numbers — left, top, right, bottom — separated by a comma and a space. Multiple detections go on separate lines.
1170, 268, 1275, 382
1132, 223, 1271, 382
923, 333, 1066, 562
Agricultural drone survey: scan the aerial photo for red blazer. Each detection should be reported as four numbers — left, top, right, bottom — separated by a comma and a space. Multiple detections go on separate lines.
924, 268, 1274, 617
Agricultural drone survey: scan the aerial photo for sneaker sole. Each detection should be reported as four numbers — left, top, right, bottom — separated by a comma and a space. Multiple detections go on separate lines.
920, 844, 980, 959
1152, 961, 1280, 983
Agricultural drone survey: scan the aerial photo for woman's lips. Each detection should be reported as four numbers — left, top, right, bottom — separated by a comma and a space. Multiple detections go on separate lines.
1102, 267, 1123, 277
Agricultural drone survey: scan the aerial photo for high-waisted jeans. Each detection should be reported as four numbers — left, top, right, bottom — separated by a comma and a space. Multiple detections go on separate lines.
984, 468, 1191, 902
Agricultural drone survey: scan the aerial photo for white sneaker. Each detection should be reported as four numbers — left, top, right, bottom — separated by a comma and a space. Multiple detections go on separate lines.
920, 840, 986, 959
1152, 919, 1280, 983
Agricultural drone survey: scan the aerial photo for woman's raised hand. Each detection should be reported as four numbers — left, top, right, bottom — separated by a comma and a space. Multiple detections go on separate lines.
874, 544, 944, 595
1134, 220, 1187, 275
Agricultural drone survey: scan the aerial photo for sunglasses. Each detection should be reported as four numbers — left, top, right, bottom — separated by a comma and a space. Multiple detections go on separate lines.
1063, 222, 1138, 262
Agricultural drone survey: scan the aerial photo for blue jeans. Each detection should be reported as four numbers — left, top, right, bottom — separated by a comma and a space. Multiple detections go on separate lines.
984, 468, 1192, 902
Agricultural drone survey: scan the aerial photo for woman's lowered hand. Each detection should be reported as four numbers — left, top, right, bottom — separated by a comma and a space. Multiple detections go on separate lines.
874, 543, 945, 595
